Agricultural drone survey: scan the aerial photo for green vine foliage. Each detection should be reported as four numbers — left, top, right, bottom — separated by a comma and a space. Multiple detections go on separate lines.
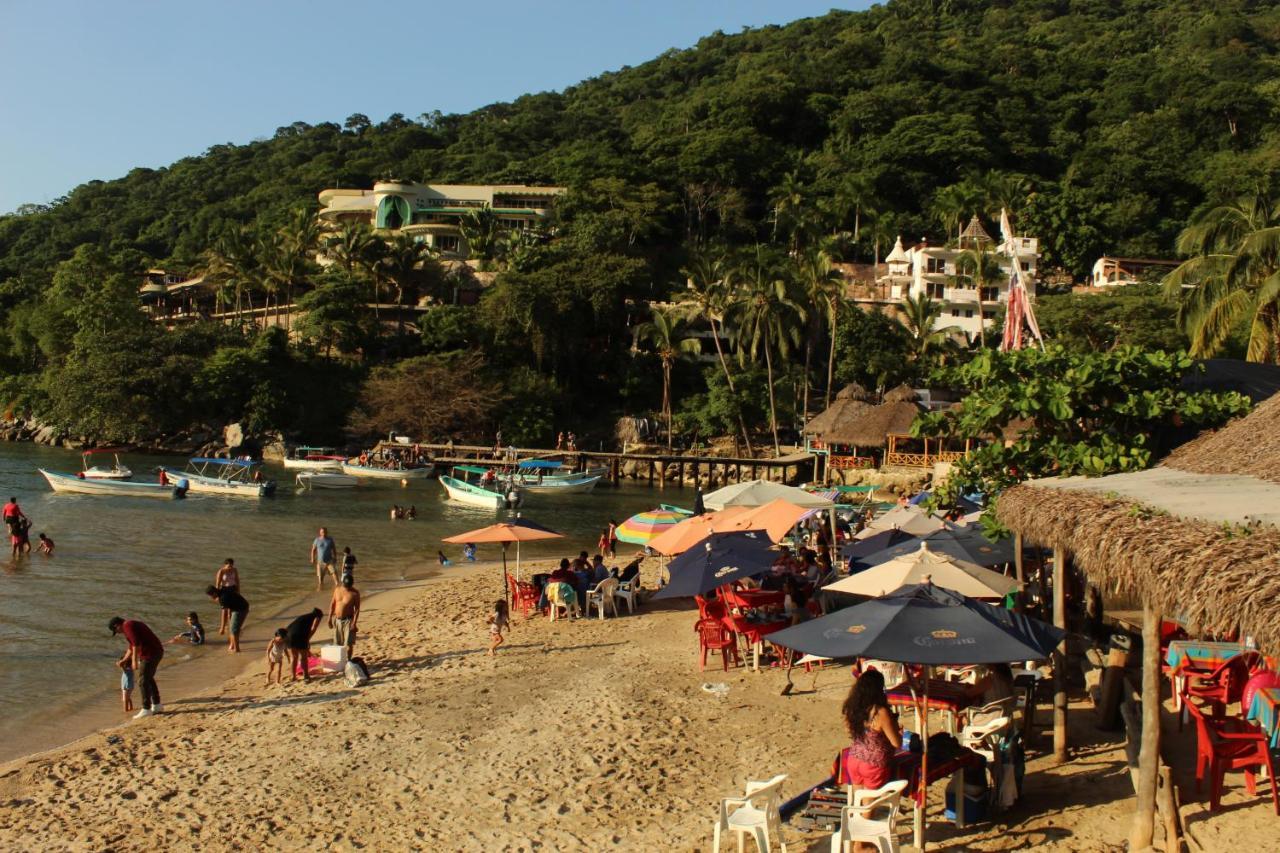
915, 346, 1253, 514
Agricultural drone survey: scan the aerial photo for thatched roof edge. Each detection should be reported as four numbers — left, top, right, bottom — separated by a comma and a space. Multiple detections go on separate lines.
997, 484, 1280, 653
1163, 392, 1280, 485
824, 400, 921, 447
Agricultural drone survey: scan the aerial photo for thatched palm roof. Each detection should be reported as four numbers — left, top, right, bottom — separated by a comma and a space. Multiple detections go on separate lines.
804, 385, 875, 437
823, 399, 922, 447
997, 391, 1280, 651
1162, 392, 1280, 485
883, 384, 919, 404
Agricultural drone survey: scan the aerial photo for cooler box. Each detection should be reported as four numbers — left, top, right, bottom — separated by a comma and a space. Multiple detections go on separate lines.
945, 787, 988, 822
319, 644, 348, 672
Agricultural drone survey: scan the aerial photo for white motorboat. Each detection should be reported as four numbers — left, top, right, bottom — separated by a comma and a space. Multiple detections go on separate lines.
439, 466, 521, 509
161, 458, 276, 498
341, 461, 432, 480
79, 449, 132, 480
282, 446, 345, 471
296, 471, 358, 490
40, 469, 186, 499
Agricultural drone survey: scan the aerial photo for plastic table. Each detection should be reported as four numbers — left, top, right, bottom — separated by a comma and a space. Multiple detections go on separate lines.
721, 615, 789, 671
1247, 687, 1280, 749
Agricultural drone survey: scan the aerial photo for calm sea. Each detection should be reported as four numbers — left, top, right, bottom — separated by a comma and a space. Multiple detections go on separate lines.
0, 443, 688, 758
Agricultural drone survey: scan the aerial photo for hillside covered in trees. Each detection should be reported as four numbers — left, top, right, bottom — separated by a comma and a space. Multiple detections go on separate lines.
2, 0, 1278, 446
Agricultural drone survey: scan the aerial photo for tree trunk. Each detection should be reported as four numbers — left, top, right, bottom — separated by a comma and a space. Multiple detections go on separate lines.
826, 298, 839, 410
710, 315, 753, 455
663, 361, 673, 451
1053, 545, 1068, 765
1129, 601, 1161, 850
765, 339, 781, 456
802, 338, 813, 427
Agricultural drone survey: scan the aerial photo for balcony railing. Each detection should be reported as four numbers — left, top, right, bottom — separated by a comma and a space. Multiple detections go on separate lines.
945, 287, 979, 304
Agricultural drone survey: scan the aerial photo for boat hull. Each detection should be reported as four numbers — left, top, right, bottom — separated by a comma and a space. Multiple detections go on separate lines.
81, 467, 133, 481
40, 469, 183, 499
296, 472, 358, 490
282, 458, 344, 471
342, 463, 432, 480
439, 475, 509, 509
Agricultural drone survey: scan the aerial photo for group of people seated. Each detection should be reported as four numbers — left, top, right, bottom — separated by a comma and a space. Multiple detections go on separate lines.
531, 551, 641, 618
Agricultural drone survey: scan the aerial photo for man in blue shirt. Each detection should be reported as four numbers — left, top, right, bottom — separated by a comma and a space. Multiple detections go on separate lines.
310, 526, 337, 589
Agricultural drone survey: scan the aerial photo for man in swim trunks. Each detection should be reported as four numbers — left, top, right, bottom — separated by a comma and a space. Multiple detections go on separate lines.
109, 616, 164, 718
309, 527, 337, 590
206, 585, 249, 652
214, 558, 240, 636
329, 576, 361, 655
284, 608, 324, 682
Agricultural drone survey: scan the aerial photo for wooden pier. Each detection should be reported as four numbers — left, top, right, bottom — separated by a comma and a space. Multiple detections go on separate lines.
371, 442, 818, 488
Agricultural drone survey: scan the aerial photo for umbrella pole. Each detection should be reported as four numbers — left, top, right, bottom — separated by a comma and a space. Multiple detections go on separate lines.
915, 677, 930, 851
516, 540, 522, 582
502, 543, 510, 609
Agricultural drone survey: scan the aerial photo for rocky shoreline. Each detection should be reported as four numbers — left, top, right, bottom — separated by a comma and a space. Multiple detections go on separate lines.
0, 416, 286, 460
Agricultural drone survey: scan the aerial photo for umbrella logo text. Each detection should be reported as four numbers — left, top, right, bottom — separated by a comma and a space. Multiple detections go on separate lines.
846, 625, 866, 634
713, 565, 739, 579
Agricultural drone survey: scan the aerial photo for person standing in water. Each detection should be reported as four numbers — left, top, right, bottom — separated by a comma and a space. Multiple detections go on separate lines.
214, 558, 240, 636
309, 527, 337, 589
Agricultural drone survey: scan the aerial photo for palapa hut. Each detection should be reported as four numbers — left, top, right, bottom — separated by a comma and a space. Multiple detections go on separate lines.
996, 391, 1280, 848
803, 384, 876, 478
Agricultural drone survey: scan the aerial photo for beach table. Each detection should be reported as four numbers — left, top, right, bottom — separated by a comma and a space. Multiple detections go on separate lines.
1247, 687, 1280, 749
890, 749, 985, 829
1165, 639, 1253, 716
722, 614, 789, 671
887, 679, 982, 734
724, 587, 784, 612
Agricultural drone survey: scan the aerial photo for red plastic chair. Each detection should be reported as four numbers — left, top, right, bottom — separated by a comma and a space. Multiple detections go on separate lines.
1185, 699, 1280, 814
512, 580, 541, 617
695, 594, 726, 621
695, 618, 740, 672
1185, 651, 1263, 717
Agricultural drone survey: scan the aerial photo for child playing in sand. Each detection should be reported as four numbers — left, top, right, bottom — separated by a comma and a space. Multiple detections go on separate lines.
487, 600, 510, 656
437, 550, 452, 567
36, 533, 53, 555
265, 628, 286, 685
118, 658, 134, 713
169, 612, 206, 645
463, 543, 476, 562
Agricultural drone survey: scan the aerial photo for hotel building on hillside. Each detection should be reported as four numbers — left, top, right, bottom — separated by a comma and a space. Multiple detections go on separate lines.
875, 216, 1040, 339
317, 181, 565, 257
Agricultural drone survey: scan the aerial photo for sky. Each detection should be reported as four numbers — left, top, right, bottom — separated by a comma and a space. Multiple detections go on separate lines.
0, 0, 873, 214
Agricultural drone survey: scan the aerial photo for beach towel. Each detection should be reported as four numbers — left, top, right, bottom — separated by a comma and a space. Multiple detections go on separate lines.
546, 582, 577, 608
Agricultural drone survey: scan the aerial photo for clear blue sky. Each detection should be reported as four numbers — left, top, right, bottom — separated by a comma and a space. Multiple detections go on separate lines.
0, 1, 873, 214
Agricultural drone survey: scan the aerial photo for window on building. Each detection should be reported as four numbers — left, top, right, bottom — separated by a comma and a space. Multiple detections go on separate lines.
982, 309, 996, 319
1020, 261, 1030, 271
928, 283, 946, 299
950, 309, 961, 317
926, 257, 947, 274
964, 310, 974, 318
980, 287, 999, 302
435, 235, 460, 253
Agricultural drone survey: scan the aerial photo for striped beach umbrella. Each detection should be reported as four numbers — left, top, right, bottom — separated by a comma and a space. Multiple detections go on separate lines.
615, 509, 685, 545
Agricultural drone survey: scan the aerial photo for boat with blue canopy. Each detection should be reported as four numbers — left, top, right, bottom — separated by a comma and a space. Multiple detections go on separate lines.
160, 458, 276, 498
439, 465, 521, 509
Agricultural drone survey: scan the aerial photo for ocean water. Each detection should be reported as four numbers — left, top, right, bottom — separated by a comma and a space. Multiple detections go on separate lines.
0, 443, 689, 756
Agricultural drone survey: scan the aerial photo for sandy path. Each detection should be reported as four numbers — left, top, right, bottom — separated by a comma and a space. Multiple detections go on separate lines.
1, 560, 1272, 850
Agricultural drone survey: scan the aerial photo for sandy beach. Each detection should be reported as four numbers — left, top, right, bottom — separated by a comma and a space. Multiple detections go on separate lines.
0, 558, 1273, 851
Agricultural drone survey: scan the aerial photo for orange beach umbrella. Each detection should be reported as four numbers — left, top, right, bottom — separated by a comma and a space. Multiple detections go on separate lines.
443, 517, 563, 604
647, 506, 753, 555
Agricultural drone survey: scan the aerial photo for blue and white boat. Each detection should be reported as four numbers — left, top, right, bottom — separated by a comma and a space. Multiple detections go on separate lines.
160, 458, 276, 498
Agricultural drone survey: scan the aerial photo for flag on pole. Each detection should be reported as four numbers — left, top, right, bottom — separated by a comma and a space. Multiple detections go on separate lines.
999, 208, 1044, 351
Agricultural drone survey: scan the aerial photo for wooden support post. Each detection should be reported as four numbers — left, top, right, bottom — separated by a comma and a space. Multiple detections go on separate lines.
1014, 533, 1025, 585
676, 461, 684, 488
736, 463, 742, 482
1129, 601, 1161, 850
1053, 545, 1068, 764
691, 460, 699, 488
658, 460, 666, 489
648, 459, 654, 485
751, 464, 758, 480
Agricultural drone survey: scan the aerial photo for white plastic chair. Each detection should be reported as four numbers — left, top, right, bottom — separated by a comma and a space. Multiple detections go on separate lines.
959, 714, 1010, 762
585, 577, 619, 620
546, 583, 579, 622
613, 575, 639, 614
830, 779, 908, 853
712, 774, 788, 853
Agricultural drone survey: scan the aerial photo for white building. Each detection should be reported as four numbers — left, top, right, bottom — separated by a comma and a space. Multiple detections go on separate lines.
1088, 256, 1178, 288
876, 216, 1040, 339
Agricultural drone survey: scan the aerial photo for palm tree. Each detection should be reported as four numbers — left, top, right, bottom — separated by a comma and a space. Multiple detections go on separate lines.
770, 171, 809, 253
201, 228, 259, 323
261, 234, 311, 330
932, 181, 984, 244
636, 309, 702, 450
682, 250, 753, 453
898, 293, 957, 365
977, 171, 1031, 223
835, 173, 877, 245
727, 247, 807, 455
376, 233, 440, 341
324, 224, 379, 315
952, 243, 1006, 349
794, 248, 843, 420
1165, 192, 1280, 363
459, 206, 501, 269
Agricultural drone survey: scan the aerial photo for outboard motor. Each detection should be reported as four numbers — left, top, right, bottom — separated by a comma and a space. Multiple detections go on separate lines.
174, 478, 190, 499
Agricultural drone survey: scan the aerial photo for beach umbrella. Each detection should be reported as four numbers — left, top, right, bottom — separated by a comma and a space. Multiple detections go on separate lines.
730, 498, 813, 544
769, 583, 1062, 851
842, 528, 919, 564
856, 528, 1017, 571
647, 506, 753, 555
442, 516, 563, 604
824, 543, 1020, 600
615, 509, 685, 546
651, 531, 776, 599
854, 505, 945, 540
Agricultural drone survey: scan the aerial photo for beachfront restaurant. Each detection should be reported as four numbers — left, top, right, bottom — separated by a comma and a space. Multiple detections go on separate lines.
998, 391, 1280, 849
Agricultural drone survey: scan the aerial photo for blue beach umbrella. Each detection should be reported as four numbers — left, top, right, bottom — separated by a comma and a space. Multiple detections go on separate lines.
651, 530, 775, 599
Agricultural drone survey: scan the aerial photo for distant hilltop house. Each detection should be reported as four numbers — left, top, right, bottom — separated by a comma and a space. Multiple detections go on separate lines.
872, 216, 1040, 339
1086, 255, 1179, 288
317, 181, 565, 257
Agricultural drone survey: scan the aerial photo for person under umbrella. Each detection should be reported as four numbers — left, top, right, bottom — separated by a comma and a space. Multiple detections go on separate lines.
651, 530, 776, 600
770, 581, 1063, 851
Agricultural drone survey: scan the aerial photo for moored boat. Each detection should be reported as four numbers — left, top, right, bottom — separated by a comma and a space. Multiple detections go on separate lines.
161, 458, 276, 498
296, 471, 359, 490
79, 449, 132, 480
518, 474, 602, 494
40, 469, 186, 499
282, 446, 345, 471
439, 466, 521, 509
341, 461, 432, 480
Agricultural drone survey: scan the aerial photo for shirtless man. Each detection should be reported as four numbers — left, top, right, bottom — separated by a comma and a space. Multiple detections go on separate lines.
214, 558, 240, 636
328, 577, 361, 655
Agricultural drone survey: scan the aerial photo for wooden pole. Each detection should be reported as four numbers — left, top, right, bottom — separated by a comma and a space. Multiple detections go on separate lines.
1053, 545, 1068, 764
1129, 601, 1161, 850
1014, 532, 1025, 585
